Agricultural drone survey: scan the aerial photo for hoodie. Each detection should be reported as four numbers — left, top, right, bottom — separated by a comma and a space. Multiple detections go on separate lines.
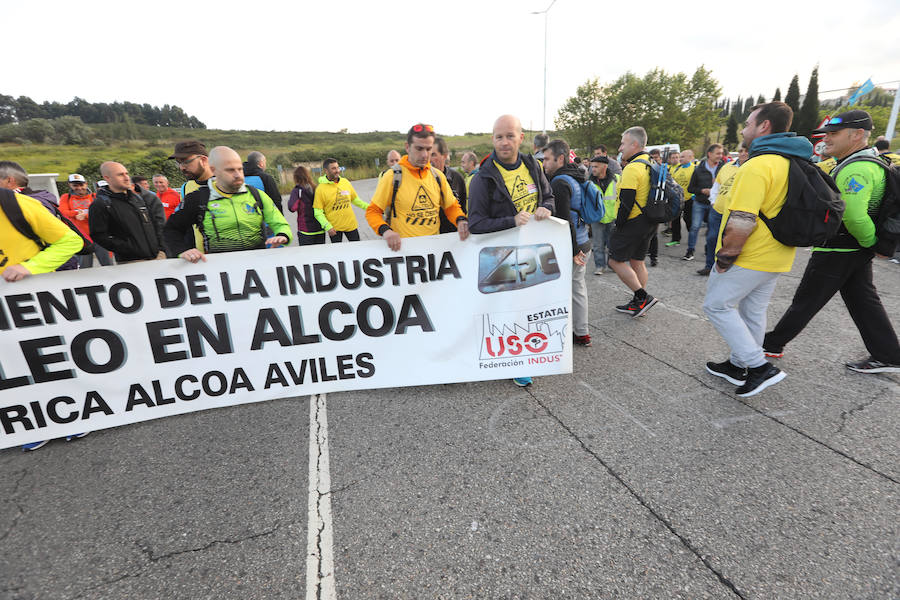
549, 163, 591, 255
468, 152, 555, 234
749, 132, 814, 160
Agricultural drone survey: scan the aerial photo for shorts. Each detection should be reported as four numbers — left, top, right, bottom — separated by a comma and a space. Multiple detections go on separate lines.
608, 215, 656, 262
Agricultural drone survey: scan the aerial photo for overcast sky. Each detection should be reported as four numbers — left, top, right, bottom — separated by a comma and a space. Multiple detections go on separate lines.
8, 0, 900, 136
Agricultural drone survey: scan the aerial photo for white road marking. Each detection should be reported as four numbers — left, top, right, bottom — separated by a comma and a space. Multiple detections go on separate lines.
306, 393, 337, 600
578, 380, 657, 437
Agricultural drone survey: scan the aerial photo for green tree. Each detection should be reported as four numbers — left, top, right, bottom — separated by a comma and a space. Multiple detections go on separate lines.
724, 114, 739, 147
556, 67, 721, 151
742, 97, 754, 119
773, 88, 782, 102
21, 118, 55, 143
785, 75, 801, 115
756, 94, 765, 105
797, 66, 820, 137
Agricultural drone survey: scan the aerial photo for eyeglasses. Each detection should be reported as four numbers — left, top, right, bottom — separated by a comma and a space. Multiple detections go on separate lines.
175, 155, 200, 167
411, 124, 434, 133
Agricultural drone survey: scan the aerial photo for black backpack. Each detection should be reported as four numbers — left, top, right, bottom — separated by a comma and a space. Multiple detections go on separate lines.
631, 159, 683, 223
831, 154, 900, 252
753, 153, 845, 247
0, 188, 92, 255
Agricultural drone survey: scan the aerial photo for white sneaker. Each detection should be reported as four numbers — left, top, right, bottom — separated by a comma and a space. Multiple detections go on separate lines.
593, 268, 605, 275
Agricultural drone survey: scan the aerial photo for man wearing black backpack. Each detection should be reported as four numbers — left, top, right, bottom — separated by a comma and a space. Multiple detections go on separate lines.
763, 110, 900, 374
543, 139, 592, 347
89, 161, 167, 263
607, 126, 660, 317
703, 102, 812, 397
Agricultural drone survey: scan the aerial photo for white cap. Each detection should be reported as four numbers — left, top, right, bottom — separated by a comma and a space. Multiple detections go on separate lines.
96, 180, 108, 187
68, 173, 86, 183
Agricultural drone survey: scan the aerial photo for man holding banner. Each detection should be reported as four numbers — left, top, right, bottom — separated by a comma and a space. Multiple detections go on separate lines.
468, 114, 556, 387
164, 146, 292, 262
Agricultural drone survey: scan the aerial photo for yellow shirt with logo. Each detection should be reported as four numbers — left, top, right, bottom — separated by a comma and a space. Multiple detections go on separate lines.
817, 157, 836, 176
313, 177, 363, 232
616, 152, 652, 220
673, 161, 696, 201
712, 161, 741, 214
494, 160, 538, 213
717, 154, 797, 273
367, 160, 464, 238
0, 193, 83, 275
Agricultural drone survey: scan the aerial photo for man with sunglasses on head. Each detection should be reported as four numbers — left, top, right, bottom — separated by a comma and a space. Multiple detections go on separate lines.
763, 110, 900, 374
366, 123, 469, 252
170, 140, 213, 211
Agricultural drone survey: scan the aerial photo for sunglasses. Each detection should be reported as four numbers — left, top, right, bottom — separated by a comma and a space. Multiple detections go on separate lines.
175, 155, 200, 167
411, 124, 434, 133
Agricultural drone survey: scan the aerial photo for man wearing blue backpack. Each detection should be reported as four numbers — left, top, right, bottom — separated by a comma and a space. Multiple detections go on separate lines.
543, 140, 595, 347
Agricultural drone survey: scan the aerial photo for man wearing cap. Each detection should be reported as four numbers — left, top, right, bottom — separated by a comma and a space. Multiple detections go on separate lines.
60, 173, 113, 267
164, 146, 291, 262
763, 109, 900, 374
366, 123, 469, 252
170, 140, 212, 209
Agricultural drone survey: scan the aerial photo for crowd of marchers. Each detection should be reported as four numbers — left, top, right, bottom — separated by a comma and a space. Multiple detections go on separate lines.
2, 103, 899, 452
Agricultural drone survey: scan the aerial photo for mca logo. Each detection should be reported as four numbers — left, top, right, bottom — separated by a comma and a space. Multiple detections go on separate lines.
846, 177, 864, 194
243, 203, 260, 215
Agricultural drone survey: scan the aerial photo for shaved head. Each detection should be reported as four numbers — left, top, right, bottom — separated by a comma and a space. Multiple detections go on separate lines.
100, 161, 132, 193
493, 114, 522, 135
209, 146, 245, 193
492, 114, 525, 163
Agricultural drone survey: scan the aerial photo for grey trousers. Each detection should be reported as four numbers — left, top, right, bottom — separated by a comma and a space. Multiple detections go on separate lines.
703, 265, 780, 368
572, 251, 591, 336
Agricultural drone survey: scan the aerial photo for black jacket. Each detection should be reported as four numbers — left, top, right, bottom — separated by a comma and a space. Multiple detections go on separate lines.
687, 160, 722, 204
438, 166, 468, 233
468, 152, 555, 233
549, 163, 591, 256
89, 188, 165, 261
243, 162, 283, 213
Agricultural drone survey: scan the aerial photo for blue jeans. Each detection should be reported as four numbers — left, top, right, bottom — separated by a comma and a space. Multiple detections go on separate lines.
688, 201, 711, 251
705, 210, 723, 269
590, 222, 613, 268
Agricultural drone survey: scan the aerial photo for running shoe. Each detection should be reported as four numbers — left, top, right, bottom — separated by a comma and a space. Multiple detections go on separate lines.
705, 360, 747, 385
845, 357, 900, 373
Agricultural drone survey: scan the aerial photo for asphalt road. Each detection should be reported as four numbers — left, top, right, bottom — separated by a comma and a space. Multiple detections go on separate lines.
2, 177, 898, 600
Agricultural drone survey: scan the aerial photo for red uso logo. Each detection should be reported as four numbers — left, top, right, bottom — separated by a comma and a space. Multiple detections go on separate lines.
484, 332, 549, 357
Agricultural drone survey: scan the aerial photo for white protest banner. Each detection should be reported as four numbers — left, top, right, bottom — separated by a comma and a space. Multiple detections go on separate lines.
0, 218, 573, 448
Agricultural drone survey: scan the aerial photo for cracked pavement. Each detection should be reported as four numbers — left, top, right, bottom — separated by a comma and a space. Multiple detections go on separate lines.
1, 180, 898, 599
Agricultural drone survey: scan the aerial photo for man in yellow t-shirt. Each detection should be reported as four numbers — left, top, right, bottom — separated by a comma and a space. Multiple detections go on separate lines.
467, 114, 556, 389
668, 149, 696, 246
606, 126, 659, 317
698, 142, 749, 275
366, 123, 469, 251
702, 101, 811, 398
314, 158, 369, 242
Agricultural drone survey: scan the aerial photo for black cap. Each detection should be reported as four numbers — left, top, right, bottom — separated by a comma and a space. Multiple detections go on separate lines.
589, 155, 609, 164
812, 110, 873, 134
169, 140, 208, 160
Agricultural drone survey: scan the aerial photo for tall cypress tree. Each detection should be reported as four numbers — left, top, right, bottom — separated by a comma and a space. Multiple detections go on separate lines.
756, 94, 765, 105
797, 66, 820, 137
724, 114, 739, 148
773, 88, 782, 102
742, 97, 754, 119
785, 75, 801, 116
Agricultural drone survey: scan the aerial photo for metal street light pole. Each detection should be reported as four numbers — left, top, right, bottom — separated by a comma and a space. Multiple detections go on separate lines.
532, 0, 557, 134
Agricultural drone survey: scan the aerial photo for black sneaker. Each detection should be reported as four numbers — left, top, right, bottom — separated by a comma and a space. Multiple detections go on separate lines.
845, 357, 900, 373
682, 250, 695, 261
615, 299, 640, 314
705, 360, 747, 385
735, 363, 786, 397
696, 267, 711, 276
633, 295, 658, 317
650, 257, 658, 267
